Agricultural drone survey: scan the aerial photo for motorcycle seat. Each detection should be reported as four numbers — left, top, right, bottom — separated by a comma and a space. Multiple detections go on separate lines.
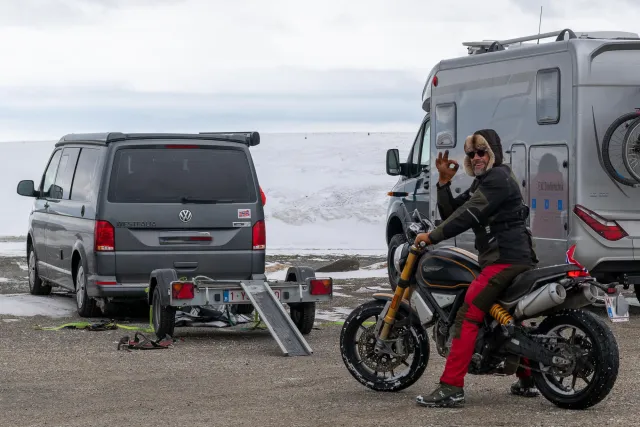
500, 264, 582, 304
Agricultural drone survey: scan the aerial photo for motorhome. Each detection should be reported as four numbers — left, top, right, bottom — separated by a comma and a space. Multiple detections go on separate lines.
385, 29, 640, 300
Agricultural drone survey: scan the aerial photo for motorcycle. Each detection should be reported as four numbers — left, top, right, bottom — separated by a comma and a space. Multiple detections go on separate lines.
340, 205, 626, 410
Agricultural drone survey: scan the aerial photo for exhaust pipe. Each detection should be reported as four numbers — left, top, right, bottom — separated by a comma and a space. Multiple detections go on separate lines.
547, 282, 598, 312
514, 282, 567, 319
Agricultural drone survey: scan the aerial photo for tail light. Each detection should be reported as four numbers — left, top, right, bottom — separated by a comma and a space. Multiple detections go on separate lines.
252, 220, 266, 250
95, 220, 115, 252
259, 186, 266, 206
172, 282, 195, 299
573, 205, 628, 241
309, 278, 333, 295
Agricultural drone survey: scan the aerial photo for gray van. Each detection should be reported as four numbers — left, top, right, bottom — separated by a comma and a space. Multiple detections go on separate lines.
17, 131, 268, 317
385, 29, 640, 301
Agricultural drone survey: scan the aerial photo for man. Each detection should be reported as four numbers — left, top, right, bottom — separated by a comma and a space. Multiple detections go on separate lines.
413, 129, 539, 408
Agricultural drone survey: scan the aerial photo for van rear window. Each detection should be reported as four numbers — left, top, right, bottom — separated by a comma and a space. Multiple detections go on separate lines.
107, 146, 257, 203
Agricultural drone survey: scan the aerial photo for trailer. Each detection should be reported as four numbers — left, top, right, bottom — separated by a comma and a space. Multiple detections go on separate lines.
148, 266, 333, 356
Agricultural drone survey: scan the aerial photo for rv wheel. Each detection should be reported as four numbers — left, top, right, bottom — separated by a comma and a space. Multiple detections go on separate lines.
602, 112, 640, 187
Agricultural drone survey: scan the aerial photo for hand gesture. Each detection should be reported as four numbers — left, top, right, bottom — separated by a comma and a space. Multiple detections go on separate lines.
435, 150, 458, 184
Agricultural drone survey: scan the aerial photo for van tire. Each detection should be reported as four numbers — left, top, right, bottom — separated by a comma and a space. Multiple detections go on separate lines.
290, 302, 315, 335
28, 247, 51, 296
152, 286, 175, 339
387, 233, 407, 292
601, 111, 640, 186
76, 265, 99, 318
634, 284, 640, 301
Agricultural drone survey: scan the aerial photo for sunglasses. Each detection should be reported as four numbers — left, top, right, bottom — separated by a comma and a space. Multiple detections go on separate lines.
466, 149, 487, 158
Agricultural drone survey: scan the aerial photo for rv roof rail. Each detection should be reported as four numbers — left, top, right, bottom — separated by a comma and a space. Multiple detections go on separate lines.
463, 29, 577, 54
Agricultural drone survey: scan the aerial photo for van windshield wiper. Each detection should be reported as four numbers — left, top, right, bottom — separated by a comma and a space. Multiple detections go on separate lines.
180, 197, 235, 204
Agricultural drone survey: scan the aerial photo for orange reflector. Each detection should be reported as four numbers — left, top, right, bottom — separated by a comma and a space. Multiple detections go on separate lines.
309, 279, 332, 295
172, 282, 195, 299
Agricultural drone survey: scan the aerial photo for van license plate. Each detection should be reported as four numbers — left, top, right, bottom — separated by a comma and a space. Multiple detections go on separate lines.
223, 289, 282, 302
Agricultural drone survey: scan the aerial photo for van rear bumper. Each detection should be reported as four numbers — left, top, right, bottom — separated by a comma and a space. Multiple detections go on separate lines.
86, 274, 148, 299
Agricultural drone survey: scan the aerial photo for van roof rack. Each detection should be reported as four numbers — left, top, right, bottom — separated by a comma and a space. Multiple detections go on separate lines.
463, 29, 640, 55
57, 131, 261, 147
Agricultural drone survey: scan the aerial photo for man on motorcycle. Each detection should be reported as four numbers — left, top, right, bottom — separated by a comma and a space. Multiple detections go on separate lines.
413, 129, 540, 408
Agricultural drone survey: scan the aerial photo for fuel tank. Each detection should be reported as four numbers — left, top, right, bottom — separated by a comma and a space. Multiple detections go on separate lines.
416, 245, 481, 293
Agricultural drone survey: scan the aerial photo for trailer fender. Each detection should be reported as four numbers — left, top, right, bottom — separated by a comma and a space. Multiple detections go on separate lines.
284, 266, 316, 283
148, 268, 178, 306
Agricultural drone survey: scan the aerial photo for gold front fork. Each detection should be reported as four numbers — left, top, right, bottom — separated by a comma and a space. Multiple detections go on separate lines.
378, 245, 421, 340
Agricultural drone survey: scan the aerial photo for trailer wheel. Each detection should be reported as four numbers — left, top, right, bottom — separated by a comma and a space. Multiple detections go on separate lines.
290, 302, 316, 335
152, 286, 176, 339
622, 117, 640, 182
601, 111, 640, 186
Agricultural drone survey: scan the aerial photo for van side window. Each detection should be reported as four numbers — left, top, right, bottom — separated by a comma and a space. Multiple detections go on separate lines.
420, 121, 431, 166
40, 149, 62, 198
435, 103, 456, 148
50, 148, 80, 200
70, 148, 101, 202
407, 126, 425, 177
537, 68, 560, 124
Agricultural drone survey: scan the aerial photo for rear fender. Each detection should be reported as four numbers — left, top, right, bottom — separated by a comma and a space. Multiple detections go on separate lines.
285, 266, 316, 308
148, 268, 178, 306
372, 292, 434, 325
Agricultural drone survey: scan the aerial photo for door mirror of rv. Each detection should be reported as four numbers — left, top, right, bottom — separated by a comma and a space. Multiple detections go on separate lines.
16, 180, 36, 197
386, 149, 402, 176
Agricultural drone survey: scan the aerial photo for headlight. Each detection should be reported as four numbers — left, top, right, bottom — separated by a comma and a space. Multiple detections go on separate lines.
393, 242, 409, 273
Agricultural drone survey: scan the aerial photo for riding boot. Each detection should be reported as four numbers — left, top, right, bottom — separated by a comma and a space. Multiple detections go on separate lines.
416, 382, 465, 407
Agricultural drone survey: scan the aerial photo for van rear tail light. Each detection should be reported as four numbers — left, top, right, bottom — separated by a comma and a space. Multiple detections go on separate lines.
573, 205, 628, 241
309, 278, 333, 295
172, 282, 195, 299
252, 220, 266, 250
95, 220, 115, 252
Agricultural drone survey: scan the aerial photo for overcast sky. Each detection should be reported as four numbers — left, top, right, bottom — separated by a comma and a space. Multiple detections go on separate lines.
1, 0, 639, 141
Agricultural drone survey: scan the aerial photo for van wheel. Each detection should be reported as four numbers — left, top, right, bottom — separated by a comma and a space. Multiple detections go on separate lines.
152, 286, 175, 338
601, 111, 640, 186
76, 265, 98, 317
387, 233, 407, 292
634, 284, 640, 302
28, 247, 51, 296
290, 302, 315, 335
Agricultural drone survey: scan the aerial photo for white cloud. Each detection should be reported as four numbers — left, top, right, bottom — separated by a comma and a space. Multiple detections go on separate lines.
0, 0, 640, 139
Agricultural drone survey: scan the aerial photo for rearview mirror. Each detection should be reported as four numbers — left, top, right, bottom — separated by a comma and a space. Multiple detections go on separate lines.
386, 149, 401, 176
16, 180, 36, 197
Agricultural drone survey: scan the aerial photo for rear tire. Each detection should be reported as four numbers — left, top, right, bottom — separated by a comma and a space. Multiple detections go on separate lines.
152, 286, 176, 338
27, 246, 51, 296
76, 264, 98, 318
532, 309, 619, 410
290, 302, 316, 335
387, 233, 407, 292
634, 284, 640, 301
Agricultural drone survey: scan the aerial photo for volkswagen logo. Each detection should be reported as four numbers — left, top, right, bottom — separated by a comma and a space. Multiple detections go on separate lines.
178, 209, 192, 223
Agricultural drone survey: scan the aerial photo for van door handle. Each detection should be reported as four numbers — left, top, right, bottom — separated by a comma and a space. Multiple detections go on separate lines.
174, 262, 198, 270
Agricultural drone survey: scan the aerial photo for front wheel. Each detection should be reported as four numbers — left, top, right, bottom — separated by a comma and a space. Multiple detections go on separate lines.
339, 299, 429, 392
532, 309, 620, 410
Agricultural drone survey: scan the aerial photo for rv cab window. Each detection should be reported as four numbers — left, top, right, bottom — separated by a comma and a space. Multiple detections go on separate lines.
536, 68, 560, 124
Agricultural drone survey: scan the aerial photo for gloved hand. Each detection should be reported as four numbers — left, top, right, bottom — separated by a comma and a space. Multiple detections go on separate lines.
435, 150, 459, 185
414, 232, 431, 248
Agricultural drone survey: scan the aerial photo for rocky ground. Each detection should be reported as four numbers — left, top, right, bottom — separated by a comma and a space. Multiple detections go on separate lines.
1, 253, 639, 427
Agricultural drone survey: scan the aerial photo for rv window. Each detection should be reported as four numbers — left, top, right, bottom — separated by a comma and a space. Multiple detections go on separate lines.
536, 69, 560, 124
435, 103, 456, 148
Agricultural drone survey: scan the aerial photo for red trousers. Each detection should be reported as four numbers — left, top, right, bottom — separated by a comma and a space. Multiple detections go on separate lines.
440, 263, 532, 388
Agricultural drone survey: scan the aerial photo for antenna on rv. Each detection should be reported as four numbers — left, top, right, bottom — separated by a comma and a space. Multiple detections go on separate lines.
537, 6, 543, 44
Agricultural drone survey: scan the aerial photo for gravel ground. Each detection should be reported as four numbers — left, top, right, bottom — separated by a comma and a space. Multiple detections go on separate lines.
1, 253, 639, 427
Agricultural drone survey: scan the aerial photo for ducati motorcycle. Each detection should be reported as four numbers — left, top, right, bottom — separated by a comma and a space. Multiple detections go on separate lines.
340, 207, 624, 410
